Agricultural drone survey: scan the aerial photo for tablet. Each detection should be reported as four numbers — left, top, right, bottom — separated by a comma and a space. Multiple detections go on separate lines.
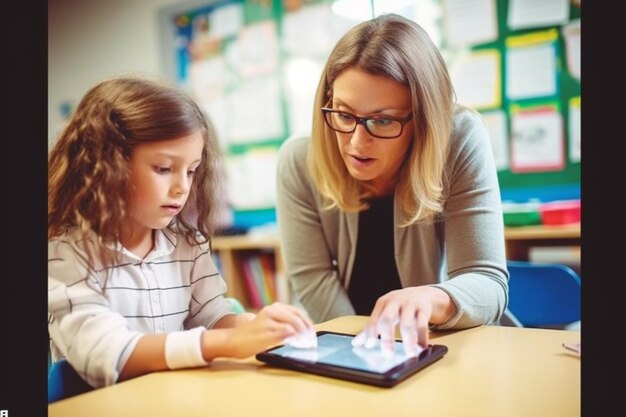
256, 331, 448, 388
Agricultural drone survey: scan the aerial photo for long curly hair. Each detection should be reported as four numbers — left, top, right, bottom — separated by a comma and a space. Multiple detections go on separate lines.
48, 76, 223, 268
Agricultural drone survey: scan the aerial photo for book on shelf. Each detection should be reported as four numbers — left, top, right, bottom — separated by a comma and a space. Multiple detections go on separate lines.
241, 257, 263, 309
249, 255, 273, 305
258, 254, 277, 303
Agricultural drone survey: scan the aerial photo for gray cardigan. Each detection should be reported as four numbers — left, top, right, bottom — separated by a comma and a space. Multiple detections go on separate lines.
275, 109, 509, 329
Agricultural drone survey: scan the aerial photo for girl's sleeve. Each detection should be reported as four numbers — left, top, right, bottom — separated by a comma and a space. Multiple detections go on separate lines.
48, 241, 142, 388
185, 244, 233, 329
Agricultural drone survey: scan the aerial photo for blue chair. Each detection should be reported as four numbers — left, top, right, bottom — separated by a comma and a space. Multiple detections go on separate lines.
505, 261, 581, 329
48, 359, 94, 403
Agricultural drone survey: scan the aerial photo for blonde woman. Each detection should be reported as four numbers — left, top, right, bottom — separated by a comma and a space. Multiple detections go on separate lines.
276, 14, 508, 357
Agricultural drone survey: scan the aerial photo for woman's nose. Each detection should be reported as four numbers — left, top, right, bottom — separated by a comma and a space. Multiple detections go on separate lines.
350, 123, 374, 147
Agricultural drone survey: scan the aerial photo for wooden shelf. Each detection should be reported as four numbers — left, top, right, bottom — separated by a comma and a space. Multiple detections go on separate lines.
212, 234, 280, 250
504, 224, 581, 261
211, 234, 287, 310
212, 224, 582, 309
504, 224, 580, 240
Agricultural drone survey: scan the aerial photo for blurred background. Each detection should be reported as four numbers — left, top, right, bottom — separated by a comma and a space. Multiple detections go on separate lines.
49, 0, 581, 277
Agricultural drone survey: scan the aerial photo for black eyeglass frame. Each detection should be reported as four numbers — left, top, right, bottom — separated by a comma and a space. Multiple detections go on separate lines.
321, 107, 414, 139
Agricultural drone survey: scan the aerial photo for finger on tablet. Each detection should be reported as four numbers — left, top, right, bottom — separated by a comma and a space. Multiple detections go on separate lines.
352, 325, 378, 349
400, 324, 420, 357
376, 318, 396, 358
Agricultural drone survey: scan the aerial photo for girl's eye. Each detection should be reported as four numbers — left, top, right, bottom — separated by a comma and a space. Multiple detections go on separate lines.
153, 166, 171, 174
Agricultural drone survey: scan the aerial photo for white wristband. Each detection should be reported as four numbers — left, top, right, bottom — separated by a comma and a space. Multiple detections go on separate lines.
165, 326, 209, 369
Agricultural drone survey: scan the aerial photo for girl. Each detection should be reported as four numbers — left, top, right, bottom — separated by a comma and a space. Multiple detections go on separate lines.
48, 76, 314, 389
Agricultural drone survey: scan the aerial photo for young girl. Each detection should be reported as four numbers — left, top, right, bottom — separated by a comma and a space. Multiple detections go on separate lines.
48, 76, 314, 390
276, 14, 508, 357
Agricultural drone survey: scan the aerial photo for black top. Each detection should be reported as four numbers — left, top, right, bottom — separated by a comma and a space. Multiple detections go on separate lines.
347, 194, 402, 315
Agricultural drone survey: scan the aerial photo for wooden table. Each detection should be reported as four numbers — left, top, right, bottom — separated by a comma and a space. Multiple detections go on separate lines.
49, 316, 580, 417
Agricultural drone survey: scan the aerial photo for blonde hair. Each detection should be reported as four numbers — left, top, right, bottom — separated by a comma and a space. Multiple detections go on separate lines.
48, 76, 223, 268
308, 13, 455, 225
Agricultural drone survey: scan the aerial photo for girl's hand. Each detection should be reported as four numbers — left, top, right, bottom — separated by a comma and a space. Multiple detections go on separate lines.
210, 302, 315, 359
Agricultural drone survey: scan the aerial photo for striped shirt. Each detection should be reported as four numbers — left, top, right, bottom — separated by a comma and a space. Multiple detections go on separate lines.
48, 227, 232, 388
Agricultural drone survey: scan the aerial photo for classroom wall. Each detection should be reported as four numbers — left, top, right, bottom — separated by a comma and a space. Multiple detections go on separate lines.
48, 0, 185, 143
48, 0, 442, 230
49, 0, 580, 232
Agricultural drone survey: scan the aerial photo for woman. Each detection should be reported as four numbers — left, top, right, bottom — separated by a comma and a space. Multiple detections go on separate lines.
276, 14, 508, 357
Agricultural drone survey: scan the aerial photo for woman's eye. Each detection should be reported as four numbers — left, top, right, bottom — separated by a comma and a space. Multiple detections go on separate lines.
337, 112, 354, 122
187, 169, 196, 177
371, 118, 393, 127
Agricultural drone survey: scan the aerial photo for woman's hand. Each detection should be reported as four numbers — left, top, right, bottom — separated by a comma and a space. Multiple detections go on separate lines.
351, 286, 454, 357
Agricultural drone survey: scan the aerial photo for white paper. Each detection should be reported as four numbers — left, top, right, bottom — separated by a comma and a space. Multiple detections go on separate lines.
562, 19, 581, 81
481, 110, 509, 171
282, 3, 335, 57
511, 107, 564, 172
225, 149, 279, 209
508, 0, 570, 30
442, 0, 498, 47
209, 3, 244, 39
568, 98, 581, 163
450, 50, 500, 110
282, 2, 358, 57
506, 42, 557, 100
225, 76, 285, 144
283, 57, 325, 137
200, 97, 229, 150
188, 56, 226, 103
236, 21, 279, 77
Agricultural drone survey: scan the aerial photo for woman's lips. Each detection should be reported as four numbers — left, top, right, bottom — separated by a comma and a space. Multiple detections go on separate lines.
349, 154, 375, 167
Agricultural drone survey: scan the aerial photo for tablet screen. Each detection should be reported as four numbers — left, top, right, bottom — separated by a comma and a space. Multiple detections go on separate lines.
269, 332, 411, 373
257, 331, 448, 387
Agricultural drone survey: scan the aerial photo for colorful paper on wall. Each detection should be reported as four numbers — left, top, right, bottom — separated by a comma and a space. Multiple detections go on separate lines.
568, 97, 580, 163
505, 30, 559, 100
450, 49, 501, 110
510, 102, 564, 172
481, 109, 509, 171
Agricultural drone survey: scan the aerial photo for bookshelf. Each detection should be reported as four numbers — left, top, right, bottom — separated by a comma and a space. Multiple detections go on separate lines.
212, 225, 582, 310
211, 234, 289, 311
504, 223, 580, 261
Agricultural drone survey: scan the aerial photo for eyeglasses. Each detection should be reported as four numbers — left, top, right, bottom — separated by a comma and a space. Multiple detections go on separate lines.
321, 107, 413, 139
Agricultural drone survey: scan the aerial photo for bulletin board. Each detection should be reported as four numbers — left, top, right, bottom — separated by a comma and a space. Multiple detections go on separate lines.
158, 0, 360, 229
158, 0, 579, 227
443, 0, 581, 203
158, 0, 290, 229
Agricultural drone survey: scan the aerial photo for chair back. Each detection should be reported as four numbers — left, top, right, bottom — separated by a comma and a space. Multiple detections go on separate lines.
48, 359, 94, 403
506, 261, 581, 328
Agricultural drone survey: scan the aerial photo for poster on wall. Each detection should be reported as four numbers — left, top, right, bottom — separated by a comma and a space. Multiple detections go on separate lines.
505, 29, 560, 101
509, 102, 565, 173
170, 0, 285, 147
